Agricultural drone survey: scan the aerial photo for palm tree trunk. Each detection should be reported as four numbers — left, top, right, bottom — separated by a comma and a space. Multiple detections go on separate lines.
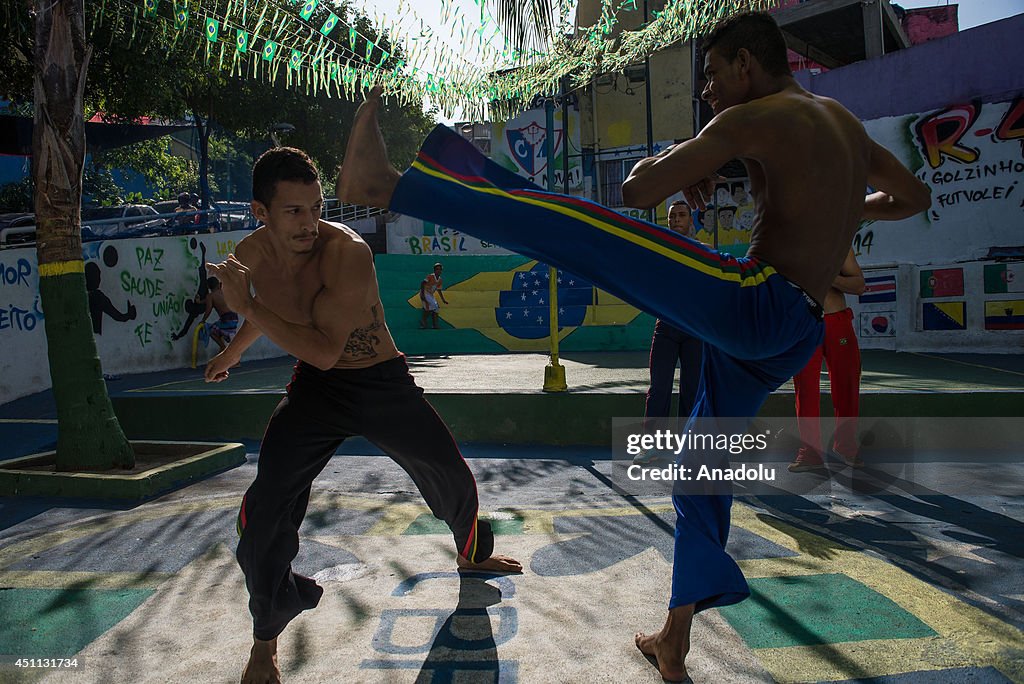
33, 0, 134, 471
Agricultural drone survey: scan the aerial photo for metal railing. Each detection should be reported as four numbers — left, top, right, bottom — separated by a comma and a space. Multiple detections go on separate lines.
0, 207, 258, 249
0, 200, 388, 249
321, 198, 388, 223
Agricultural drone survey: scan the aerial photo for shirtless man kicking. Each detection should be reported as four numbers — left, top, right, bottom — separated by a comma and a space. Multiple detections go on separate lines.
336, 12, 929, 682
205, 147, 521, 684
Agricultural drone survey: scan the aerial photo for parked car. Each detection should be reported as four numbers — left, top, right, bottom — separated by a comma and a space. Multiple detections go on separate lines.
0, 213, 36, 247
211, 201, 256, 231
81, 204, 166, 239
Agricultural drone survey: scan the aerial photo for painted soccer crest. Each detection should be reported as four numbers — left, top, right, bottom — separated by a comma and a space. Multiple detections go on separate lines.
505, 121, 563, 181
492, 106, 583, 192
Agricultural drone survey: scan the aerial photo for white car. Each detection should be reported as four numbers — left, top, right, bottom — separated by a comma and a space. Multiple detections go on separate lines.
81, 204, 166, 238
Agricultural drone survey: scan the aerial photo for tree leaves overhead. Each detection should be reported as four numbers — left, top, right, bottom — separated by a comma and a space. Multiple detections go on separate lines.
485, 0, 560, 55
0, 0, 433, 183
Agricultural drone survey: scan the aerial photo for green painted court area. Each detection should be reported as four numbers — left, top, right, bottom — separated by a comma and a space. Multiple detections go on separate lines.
403, 512, 525, 536
0, 587, 154, 658
717, 573, 936, 649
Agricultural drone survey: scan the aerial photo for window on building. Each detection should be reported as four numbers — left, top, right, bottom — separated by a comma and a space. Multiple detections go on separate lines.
599, 158, 641, 207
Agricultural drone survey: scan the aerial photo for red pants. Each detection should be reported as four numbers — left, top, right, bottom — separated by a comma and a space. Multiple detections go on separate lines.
793, 308, 861, 462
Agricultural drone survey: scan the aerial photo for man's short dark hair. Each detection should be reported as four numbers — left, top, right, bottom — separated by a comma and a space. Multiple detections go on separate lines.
669, 200, 690, 209
704, 12, 791, 78
252, 147, 320, 207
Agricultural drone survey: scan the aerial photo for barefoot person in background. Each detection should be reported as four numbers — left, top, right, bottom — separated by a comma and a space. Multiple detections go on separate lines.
205, 146, 521, 684
419, 262, 448, 329
336, 12, 929, 681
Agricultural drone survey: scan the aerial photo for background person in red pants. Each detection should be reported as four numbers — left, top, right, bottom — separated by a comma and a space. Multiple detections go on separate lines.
790, 249, 866, 472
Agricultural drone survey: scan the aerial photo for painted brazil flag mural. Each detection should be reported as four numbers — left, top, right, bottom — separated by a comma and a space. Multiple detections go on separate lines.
403, 260, 648, 352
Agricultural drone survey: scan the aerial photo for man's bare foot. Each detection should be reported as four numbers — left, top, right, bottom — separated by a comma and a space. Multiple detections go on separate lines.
336, 87, 402, 208
457, 553, 523, 574
634, 604, 694, 683
241, 637, 280, 684
635, 631, 690, 683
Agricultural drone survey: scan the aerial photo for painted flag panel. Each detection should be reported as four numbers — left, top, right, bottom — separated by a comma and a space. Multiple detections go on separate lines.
859, 274, 896, 304
859, 311, 895, 337
984, 300, 1024, 330
922, 302, 966, 331
983, 263, 1024, 294
920, 268, 964, 298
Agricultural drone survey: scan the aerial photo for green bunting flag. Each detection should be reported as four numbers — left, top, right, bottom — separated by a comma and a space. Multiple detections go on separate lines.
205, 17, 219, 43
299, 0, 317, 21
173, 4, 187, 29
109, 0, 780, 120
262, 40, 278, 61
320, 12, 338, 36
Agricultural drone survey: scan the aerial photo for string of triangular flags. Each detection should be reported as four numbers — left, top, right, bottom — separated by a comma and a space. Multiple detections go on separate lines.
106, 0, 779, 118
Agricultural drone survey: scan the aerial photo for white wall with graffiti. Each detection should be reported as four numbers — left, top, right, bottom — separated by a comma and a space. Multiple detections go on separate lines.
847, 96, 1024, 352
0, 231, 285, 404
855, 98, 1022, 265
385, 214, 515, 256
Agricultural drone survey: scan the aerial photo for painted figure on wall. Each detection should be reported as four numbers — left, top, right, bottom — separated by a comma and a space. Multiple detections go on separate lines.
85, 248, 136, 334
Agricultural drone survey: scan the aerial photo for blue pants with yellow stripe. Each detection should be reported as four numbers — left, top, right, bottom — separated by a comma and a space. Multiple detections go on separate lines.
391, 125, 824, 612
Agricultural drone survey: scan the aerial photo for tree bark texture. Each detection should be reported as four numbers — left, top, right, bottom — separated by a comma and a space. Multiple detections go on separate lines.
34, 0, 134, 471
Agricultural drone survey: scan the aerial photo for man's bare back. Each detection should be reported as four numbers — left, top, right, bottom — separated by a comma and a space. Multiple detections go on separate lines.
235, 222, 400, 369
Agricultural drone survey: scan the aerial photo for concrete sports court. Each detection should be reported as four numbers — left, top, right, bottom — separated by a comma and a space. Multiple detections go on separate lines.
0, 350, 1022, 683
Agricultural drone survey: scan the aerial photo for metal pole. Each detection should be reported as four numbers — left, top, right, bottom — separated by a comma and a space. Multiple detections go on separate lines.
543, 92, 567, 392
644, 0, 655, 223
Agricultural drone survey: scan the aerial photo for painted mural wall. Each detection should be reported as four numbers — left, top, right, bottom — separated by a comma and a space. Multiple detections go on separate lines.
385, 105, 582, 255
0, 230, 284, 404
374, 254, 654, 355
850, 260, 1024, 352
854, 97, 1023, 267
385, 215, 515, 256
843, 96, 1024, 351
490, 101, 583, 192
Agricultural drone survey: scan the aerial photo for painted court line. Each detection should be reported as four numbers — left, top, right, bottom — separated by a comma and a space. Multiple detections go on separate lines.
122, 366, 278, 393
908, 351, 1024, 379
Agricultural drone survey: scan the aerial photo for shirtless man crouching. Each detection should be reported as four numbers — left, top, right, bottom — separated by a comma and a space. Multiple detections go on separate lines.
205, 146, 521, 684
